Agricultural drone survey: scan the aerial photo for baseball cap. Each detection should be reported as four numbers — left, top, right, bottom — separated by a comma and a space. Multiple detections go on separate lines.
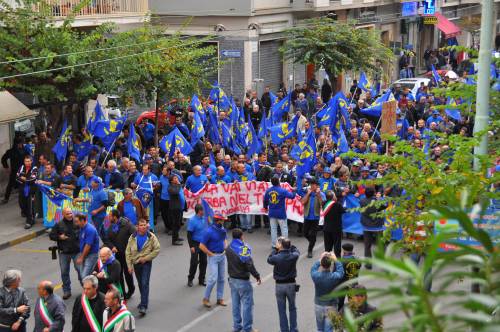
361, 166, 370, 172
352, 160, 362, 167
323, 168, 332, 174
214, 214, 228, 221
433, 110, 439, 115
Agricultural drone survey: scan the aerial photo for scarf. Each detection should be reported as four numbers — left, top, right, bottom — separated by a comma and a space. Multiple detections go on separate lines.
229, 239, 252, 263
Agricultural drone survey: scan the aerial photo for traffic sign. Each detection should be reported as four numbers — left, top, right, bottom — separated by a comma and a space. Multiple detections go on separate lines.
221, 50, 241, 58
423, 0, 436, 15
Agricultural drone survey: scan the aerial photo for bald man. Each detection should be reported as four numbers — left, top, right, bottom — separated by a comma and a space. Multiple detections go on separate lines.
49, 208, 81, 300
93, 247, 122, 297
33, 281, 65, 332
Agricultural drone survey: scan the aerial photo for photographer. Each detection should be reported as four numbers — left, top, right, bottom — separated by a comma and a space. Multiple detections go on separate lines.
310, 251, 344, 332
267, 237, 300, 332
49, 208, 81, 300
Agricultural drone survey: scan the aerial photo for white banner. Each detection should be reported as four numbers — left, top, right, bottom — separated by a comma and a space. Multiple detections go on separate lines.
184, 181, 305, 222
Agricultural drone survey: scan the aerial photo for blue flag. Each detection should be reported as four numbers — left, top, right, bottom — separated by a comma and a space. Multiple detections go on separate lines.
209, 151, 216, 166
87, 101, 105, 135
269, 91, 278, 106
229, 97, 240, 129
136, 187, 154, 208
269, 114, 299, 145
92, 117, 126, 138
342, 194, 363, 235
52, 120, 71, 162
246, 116, 262, 159
258, 109, 268, 139
271, 93, 291, 122
191, 95, 206, 124
201, 198, 215, 225
191, 109, 205, 145
360, 89, 394, 118
221, 123, 242, 155
127, 125, 141, 162
338, 125, 349, 154
296, 127, 316, 177
371, 81, 380, 97
336, 92, 351, 131
159, 127, 194, 157
431, 65, 441, 85
357, 72, 371, 92
445, 98, 462, 121
38, 183, 71, 206
207, 108, 221, 145
317, 98, 337, 129
75, 138, 92, 162
209, 81, 230, 110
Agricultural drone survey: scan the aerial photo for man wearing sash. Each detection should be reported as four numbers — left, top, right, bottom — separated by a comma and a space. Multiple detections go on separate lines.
94, 247, 122, 297
103, 289, 135, 332
33, 281, 65, 332
71, 276, 105, 332
322, 191, 346, 258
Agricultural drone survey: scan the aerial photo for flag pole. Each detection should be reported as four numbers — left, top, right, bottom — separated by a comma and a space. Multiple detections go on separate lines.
349, 87, 358, 106
101, 136, 119, 168
371, 115, 382, 141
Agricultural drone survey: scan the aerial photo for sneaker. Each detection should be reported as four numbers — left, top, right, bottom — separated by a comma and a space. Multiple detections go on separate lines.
24, 223, 32, 230
307, 251, 313, 258
216, 299, 227, 306
138, 307, 146, 316
62, 293, 72, 300
187, 280, 193, 287
172, 241, 183, 246
202, 298, 211, 308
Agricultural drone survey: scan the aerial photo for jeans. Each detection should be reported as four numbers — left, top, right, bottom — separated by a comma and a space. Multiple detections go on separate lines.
91, 215, 106, 240
270, 218, 288, 247
79, 252, 98, 279
229, 278, 254, 332
314, 304, 335, 332
134, 261, 152, 310
58, 252, 80, 294
239, 215, 252, 230
204, 254, 226, 301
276, 283, 297, 332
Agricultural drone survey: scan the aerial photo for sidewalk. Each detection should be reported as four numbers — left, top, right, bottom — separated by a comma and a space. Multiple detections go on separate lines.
0, 194, 46, 250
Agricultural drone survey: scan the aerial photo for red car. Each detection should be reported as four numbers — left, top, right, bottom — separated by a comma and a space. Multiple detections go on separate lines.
135, 109, 173, 127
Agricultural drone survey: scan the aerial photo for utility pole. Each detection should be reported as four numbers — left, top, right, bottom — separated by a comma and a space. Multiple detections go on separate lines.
472, 0, 493, 172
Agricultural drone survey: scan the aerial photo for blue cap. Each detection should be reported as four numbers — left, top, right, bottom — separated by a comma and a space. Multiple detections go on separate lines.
433, 110, 439, 115
323, 168, 332, 174
143, 153, 152, 160
361, 166, 370, 172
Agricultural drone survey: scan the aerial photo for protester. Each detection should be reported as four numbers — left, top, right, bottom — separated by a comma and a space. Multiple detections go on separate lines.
199, 214, 228, 308
263, 176, 296, 248
0, 270, 29, 332
360, 187, 387, 269
16, 155, 38, 229
186, 204, 208, 287
226, 228, 261, 332
337, 284, 383, 331
167, 173, 185, 245
300, 178, 325, 258
71, 275, 106, 332
33, 280, 65, 332
310, 252, 344, 332
125, 218, 160, 316
337, 243, 361, 311
104, 209, 136, 300
48, 208, 81, 300
117, 188, 146, 226
1, 138, 25, 205
94, 247, 122, 297
267, 238, 300, 332
103, 289, 135, 332
74, 214, 100, 279
322, 191, 346, 257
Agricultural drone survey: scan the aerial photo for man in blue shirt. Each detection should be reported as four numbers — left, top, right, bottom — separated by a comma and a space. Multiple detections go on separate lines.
318, 168, 334, 193
201, 155, 217, 182
187, 204, 208, 287
75, 214, 99, 279
263, 176, 296, 248
234, 163, 256, 232
211, 166, 231, 184
310, 252, 344, 332
185, 166, 209, 193
131, 164, 159, 193
89, 177, 108, 239
426, 109, 444, 127
300, 178, 326, 258
140, 120, 155, 147
199, 215, 228, 308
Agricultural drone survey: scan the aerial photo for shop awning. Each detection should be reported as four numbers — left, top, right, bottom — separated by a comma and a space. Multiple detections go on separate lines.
435, 12, 461, 39
0, 91, 37, 125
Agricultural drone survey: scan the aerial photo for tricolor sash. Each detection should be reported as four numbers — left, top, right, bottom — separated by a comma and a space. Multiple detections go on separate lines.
103, 306, 131, 332
97, 259, 124, 296
38, 298, 54, 327
81, 295, 101, 332
320, 200, 336, 218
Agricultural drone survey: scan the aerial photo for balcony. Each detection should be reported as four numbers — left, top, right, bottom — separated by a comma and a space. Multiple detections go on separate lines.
3, 0, 148, 26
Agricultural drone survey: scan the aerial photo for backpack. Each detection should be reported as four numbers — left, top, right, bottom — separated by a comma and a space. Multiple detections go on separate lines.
105, 191, 116, 207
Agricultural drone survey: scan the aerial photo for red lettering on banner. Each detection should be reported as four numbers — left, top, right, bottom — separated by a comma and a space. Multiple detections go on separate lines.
228, 182, 241, 194
254, 192, 264, 205
244, 181, 256, 191
204, 185, 218, 195
257, 182, 269, 192
290, 198, 304, 215
238, 193, 249, 205
230, 196, 237, 207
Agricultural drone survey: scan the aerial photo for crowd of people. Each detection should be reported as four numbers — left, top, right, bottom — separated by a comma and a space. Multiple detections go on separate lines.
0, 68, 478, 332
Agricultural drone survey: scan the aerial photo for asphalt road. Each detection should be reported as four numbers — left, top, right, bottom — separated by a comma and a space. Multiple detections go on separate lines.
0, 222, 416, 332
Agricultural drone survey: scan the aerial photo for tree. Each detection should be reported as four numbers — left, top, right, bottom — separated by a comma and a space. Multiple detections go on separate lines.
280, 18, 393, 85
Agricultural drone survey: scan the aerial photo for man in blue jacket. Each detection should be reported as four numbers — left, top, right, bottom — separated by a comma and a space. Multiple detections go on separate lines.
311, 252, 344, 332
263, 176, 296, 248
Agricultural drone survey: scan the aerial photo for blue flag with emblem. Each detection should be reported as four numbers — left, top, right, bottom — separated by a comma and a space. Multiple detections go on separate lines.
207, 108, 222, 145
221, 123, 241, 155
191, 108, 205, 145
209, 81, 230, 110
52, 120, 71, 162
191, 95, 206, 124
271, 93, 291, 122
269, 114, 299, 145
94, 117, 126, 151
431, 65, 441, 85
246, 116, 262, 159
296, 127, 316, 177
269, 91, 278, 106
37, 183, 71, 206
336, 92, 351, 131
445, 97, 462, 121
136, 187, 154, 208
258, 108, 268, 139
127, 124, 141, 162
338, 124, 349, 154
201, 198, 215, 225
357, 72, 371, 92
159, 127, 194, 157
229, 97, 240, 129
360, 89, 394, 118
317, 97, 337, 129
87, 101, 105, 135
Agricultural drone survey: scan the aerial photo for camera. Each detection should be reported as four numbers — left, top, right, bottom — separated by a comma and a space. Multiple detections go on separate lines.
48, 246, 58, 260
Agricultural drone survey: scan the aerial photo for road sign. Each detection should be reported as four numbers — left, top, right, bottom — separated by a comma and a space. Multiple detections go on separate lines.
221, 50, 241, 58
423, 0, 436, 15
423, 16, 438, 25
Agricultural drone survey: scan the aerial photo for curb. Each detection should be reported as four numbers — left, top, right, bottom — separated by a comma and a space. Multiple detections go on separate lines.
0, 228, 47, 251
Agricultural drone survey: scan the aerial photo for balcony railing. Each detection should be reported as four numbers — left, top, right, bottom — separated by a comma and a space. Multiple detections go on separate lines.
2, 0, 148, 18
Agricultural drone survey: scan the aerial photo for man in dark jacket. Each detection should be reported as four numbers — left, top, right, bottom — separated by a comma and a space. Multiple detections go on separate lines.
322, 191, 346, 257
226, 229, 261, 332
1, 138, 25, 204
360, 187, 387, 269
103, 210, 136, 299
49, 208, 81, 300
16, 155, 38, 229
267, 238, 300, 332
102, 160, 124, 190
0, 270, 30, 332
94, 247, 122, 297
71, 275, 105, 332
33, 281, 65, 332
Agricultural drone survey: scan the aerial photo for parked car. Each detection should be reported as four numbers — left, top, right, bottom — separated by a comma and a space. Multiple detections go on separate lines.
390, 77, 431, 97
